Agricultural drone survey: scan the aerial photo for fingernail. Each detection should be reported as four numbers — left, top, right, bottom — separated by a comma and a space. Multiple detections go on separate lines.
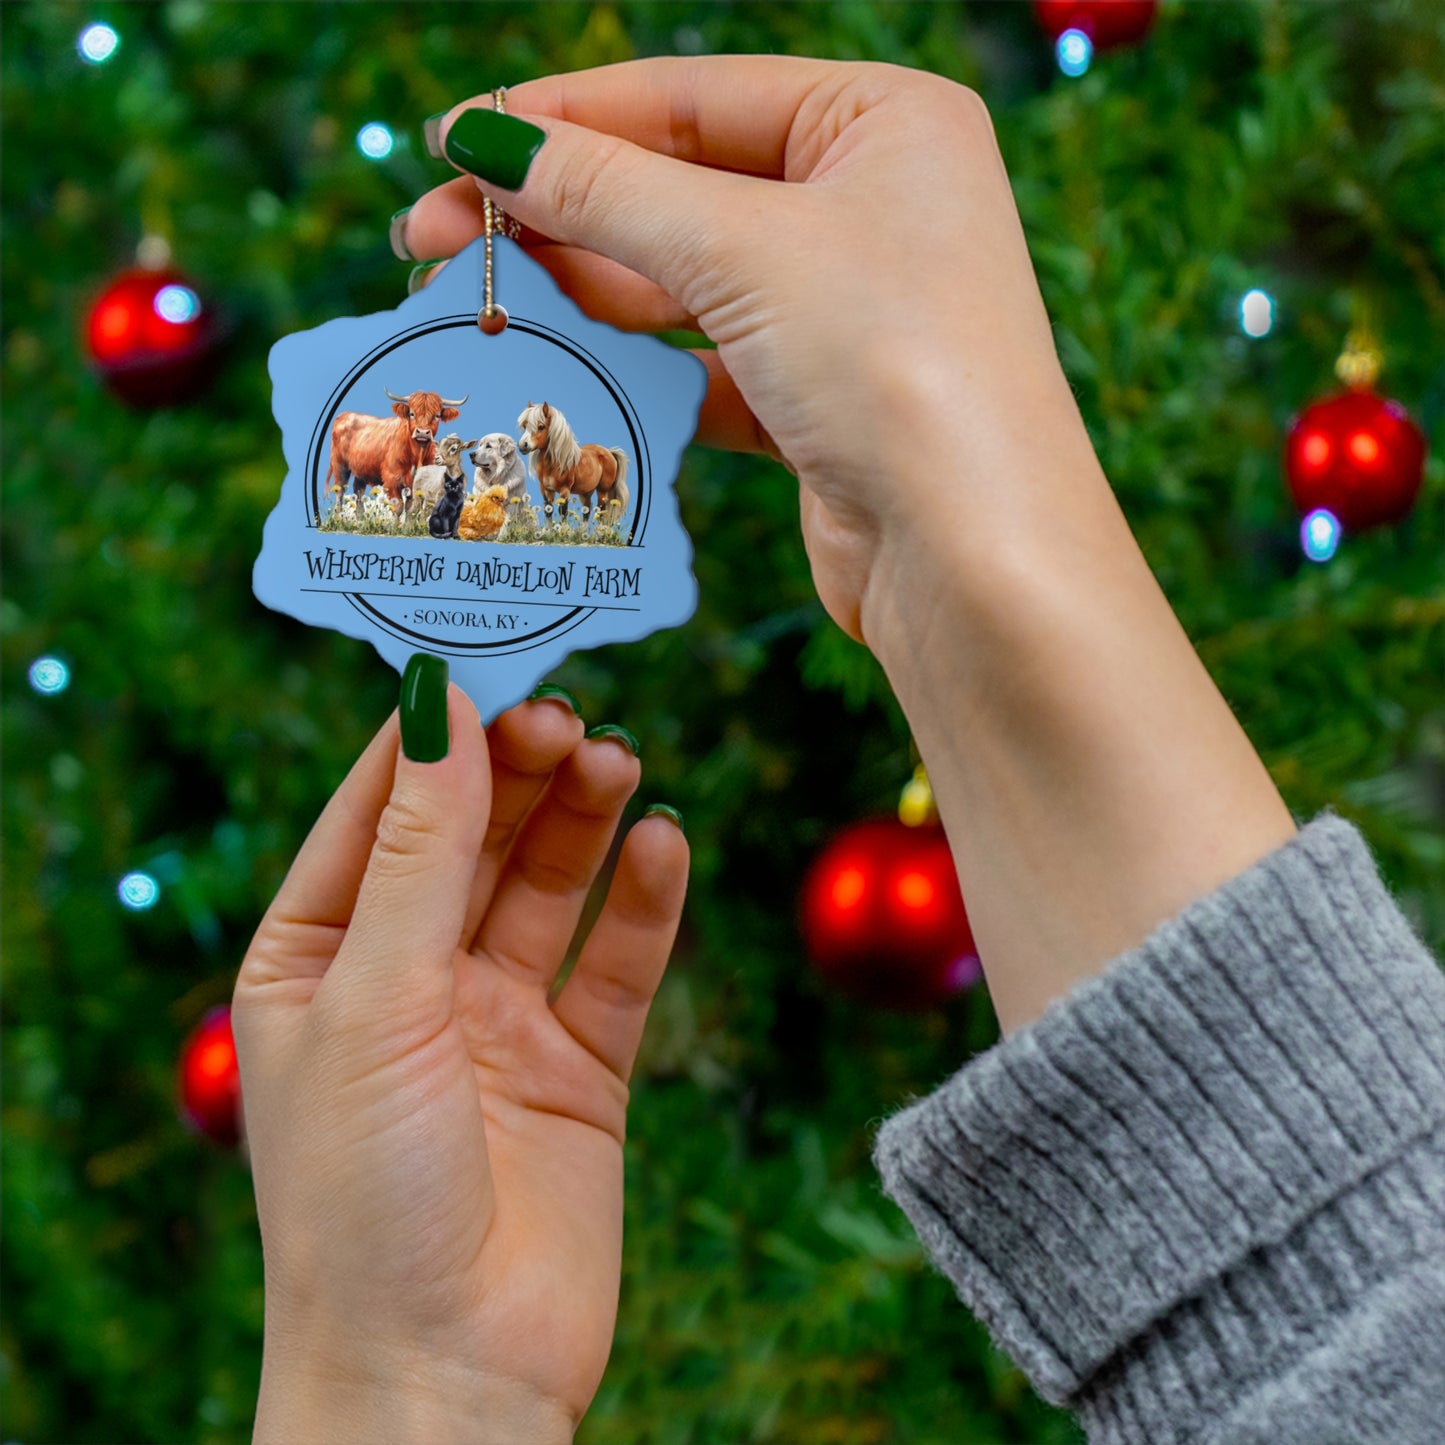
528, 683, 582, 716
407, 259, 446, 296
400, 654, 449, 762
644, 804, 684, 834
443, 107, 546, 191
388, 206, 413, 261
423, 111, 446, 160
585, 723, 639, 757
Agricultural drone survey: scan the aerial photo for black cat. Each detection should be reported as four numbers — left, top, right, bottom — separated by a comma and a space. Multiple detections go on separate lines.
428, 471, 466, 540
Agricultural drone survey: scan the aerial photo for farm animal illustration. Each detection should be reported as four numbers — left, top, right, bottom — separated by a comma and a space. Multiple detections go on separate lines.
404, 433, 478, 525
470, 433, 529, 505
327, 388, 468, 504
427, 469, 467, 540
459, 486, 510, 542
516, 401, 629, 528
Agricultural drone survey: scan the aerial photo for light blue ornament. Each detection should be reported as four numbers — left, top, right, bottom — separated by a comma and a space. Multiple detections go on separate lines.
256, 236, 706, 721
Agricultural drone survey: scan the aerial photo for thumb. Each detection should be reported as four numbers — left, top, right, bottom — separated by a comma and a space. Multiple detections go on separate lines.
325, 661, 489, 1030
439, 105, 759, 319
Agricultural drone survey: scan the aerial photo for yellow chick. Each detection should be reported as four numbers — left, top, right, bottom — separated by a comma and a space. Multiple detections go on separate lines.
458, 485, 509, 542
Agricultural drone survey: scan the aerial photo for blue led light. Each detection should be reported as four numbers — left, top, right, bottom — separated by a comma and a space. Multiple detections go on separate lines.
78, 23, 120, 64
1240, 288, 1274, 338
118, 871, 161, 910
154, 284, 201, 324
357, 122, 395, 160
1057, 28, 1093, 77
1301, 508, 1341, 563
28, 657, 71, 695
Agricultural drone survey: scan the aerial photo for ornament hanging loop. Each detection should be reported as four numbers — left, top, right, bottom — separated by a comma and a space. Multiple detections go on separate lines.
478, 87, 518, 336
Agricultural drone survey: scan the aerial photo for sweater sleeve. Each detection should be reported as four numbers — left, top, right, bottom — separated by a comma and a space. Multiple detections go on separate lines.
871, 813, 1445, 1444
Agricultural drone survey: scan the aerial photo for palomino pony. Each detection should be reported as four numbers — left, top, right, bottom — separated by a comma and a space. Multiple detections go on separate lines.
515, 401, 629, 528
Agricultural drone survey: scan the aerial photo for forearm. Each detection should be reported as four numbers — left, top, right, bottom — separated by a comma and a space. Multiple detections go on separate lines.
860, 400, 1295, 1032
254, 1338, 575, 1445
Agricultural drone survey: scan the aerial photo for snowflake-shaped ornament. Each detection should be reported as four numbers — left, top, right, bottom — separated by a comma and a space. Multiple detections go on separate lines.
255, 235, 706, 720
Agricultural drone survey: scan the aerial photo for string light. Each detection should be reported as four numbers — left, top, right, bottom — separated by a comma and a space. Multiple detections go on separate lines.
153, 284, 201, 324
1240, 288, 1274, 338
118, 871, 161, 910
1057, 28, 1093, 76
356, 122, 395, 160
28, 656, 71, 695
78, 22, 119, 64
1301, 508, 1341, 563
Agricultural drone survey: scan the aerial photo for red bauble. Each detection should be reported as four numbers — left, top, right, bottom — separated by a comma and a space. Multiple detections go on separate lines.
85, 267, 219, 406
1284, 389, 1426, 532
1034, 0, 1158, 49
800, 818, 980, 1010
178, 1006, 242, 1147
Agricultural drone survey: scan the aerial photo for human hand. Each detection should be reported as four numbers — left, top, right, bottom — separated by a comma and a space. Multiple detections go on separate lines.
233, 674, 687, 1443
401, 57, 1094, 643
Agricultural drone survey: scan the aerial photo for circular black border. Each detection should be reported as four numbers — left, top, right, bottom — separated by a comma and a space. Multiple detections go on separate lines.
304, 314, 653, 655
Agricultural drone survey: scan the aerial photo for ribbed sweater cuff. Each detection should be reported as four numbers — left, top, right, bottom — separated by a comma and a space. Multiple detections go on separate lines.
872, 814, 1445, 1413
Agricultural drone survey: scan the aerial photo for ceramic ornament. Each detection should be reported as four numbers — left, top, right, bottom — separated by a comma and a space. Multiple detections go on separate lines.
255, 234, 706, 720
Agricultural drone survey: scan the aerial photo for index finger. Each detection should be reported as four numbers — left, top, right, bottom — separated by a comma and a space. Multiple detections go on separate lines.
495, 55, 851, 181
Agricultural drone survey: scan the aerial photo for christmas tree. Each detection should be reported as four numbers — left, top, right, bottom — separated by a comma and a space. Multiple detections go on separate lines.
3, 4, 1439, 1442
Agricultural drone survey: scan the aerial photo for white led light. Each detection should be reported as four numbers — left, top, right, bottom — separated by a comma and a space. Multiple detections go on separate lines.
118, 871, 161, 910
1240, 288, 1274, 338
154, 284, 201, 324
1057, 28, 1093, 77
29, 656, 71, 694
79, 23, 120, 64
1301, 508, 1341, 563
357, 122, 395, 160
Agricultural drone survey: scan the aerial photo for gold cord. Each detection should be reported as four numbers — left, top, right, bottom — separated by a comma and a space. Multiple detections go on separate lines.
481, 87, 521, 322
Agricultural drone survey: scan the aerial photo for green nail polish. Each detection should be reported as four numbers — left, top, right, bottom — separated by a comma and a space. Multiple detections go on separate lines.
388, 206, 413, 262
644, 803, 684, 834
407, 259, 446, 296
443, 107, 546, 191
585, 723, 639, 757
528, 683, 582, 716
423, 112, 446, 160
400, 654, 449, 762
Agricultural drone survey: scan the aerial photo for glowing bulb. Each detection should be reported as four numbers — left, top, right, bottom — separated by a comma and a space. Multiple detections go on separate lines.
78, 23, 119, 64
1347, 430, 1380, 466
29, 657, 71, 695
1300, 432, 1331, 470
1301, 508, 1341, 563
895, 871, 936, 911
356, 122, 395, 160
154, 284, 200, 324
1057, 28, 1093, 77
1240, 289, 1274, 338
830, 866, 867, 911
118, 871, 161, 910
195, 1037, 236, 1080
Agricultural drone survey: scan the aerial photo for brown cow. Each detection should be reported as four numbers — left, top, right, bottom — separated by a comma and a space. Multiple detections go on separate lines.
327, 389, 469, 504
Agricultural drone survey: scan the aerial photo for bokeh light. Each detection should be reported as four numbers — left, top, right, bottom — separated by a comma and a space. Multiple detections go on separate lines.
1057, 29, 1093, 77
1301, 508, 1341, 563
153, 284, 201, 324
1240, 288, 1274, 337
28, 656, 71, 695
118, 871, 161, 910
78, 23, 119, 64
356, 122, 395, 159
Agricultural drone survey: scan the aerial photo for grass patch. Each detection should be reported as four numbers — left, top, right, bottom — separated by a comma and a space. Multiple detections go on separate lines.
319, 494, 632, 546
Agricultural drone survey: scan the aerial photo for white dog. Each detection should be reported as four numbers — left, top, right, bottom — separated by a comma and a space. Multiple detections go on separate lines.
470, 433, 529, 506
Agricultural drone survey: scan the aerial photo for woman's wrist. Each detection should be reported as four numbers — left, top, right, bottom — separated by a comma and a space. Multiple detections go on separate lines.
859, 418, 1295, 1032
254, 1337, 575, 1445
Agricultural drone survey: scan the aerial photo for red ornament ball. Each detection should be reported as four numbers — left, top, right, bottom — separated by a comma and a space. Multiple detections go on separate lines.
1284, 389, 1426, 532
1033, 0, 1158, 49
178, 1005, 242, 1147
800, 818, 980, 1010
85, 267, 219, 407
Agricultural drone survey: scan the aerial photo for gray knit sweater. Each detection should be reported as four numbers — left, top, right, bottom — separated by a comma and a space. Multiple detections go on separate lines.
872, 814, 1445, 1444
